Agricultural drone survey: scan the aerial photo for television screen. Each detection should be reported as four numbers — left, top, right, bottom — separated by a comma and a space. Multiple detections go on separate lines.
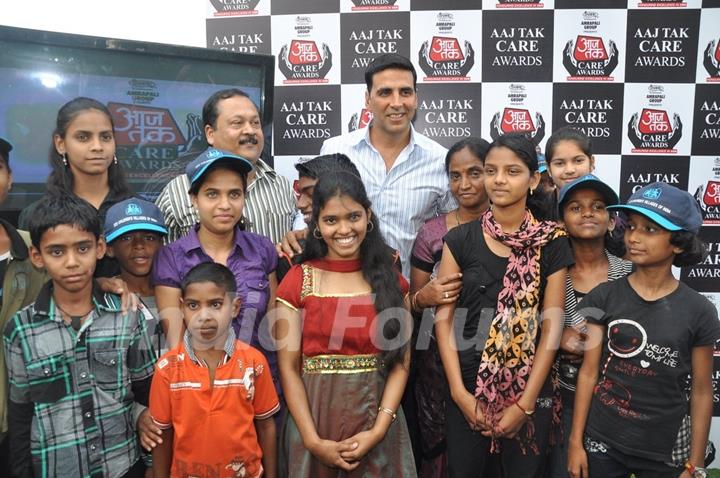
0, 25, 274, 219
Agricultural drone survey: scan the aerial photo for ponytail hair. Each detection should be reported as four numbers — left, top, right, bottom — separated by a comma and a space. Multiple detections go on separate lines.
303, 171, 408, 372
487, 133, 554, 220
47, 97, 132, 200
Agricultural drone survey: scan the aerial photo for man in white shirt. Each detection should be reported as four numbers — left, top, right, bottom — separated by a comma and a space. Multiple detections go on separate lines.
281, 53, 455, 277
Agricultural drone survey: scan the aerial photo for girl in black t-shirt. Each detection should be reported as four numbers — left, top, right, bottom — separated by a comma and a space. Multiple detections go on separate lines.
568, 182, 720, 478
435, 133, 573, 478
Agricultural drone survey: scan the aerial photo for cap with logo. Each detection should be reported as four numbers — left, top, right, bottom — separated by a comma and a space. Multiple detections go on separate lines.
607, 182, 703, 234
0, 137, 13, 164
185, 147, 253, 186
558, 174, 620, 210
104, 198, 168, 243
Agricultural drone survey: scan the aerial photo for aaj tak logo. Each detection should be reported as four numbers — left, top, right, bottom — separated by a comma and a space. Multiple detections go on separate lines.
350, 0, 399, 11
627, 85, 682, 153
693, 158, 720, 224
418, 13, 474, 82
348, 108, 373, 132
703, 39, 720, 82
563, 11, 619, 81
209, 0, 261, 16
279, 17, 332, 84
489, 84, 545, 144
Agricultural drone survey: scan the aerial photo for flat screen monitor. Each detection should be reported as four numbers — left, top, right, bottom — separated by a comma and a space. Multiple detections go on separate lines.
0, 25, 274, 221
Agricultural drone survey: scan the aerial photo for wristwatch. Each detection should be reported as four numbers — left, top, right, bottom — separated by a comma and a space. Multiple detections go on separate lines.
685, 462, 708, 478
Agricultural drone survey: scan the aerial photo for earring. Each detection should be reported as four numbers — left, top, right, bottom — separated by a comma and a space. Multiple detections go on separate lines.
313, 227, 323, 239
530, 188, 535, 196
113, 155, 118, 165
367, 221, 374, 232
61, 153, 68, 167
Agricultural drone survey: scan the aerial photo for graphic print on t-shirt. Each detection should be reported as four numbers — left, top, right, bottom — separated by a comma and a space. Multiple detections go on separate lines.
600, 317, 682, 420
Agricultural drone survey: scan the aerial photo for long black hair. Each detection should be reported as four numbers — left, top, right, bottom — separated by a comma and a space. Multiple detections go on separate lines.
486, 133, 554, 220
303, 171, 408, 371
47, 97, 132, 199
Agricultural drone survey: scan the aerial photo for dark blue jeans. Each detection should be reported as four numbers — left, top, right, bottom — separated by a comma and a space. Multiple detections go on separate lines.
586, 436, 684, 478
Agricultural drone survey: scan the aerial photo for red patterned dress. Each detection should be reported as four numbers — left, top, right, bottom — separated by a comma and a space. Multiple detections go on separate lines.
276, 258, 417, 478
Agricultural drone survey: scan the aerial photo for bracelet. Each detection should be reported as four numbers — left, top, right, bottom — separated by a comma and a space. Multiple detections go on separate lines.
514, 400, 534, 416
378, 406, 397, 422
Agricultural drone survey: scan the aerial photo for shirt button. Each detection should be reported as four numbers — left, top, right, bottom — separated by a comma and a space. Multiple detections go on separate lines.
84, 411, 92, 419
90, 444, 97, 451
110, 359, 117, 365
43, 369, 50, 375
80, 372, 88, 379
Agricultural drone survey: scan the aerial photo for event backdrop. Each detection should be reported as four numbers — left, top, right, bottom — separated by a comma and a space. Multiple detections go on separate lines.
204, 0, 720, 413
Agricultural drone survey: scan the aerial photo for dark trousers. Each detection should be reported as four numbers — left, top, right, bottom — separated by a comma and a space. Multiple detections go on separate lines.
445, 396, 553, 478
586, 439, 683, 478
119, 459, 146, 478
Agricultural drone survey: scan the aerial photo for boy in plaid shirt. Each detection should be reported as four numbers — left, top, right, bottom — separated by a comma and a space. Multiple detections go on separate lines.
4, 195, 156, 478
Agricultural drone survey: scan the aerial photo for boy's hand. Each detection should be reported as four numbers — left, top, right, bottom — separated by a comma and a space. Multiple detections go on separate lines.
339, 430, 381, 462
96, 277, 139, 314
137, 409, 163, 451
308, 438, 360, 471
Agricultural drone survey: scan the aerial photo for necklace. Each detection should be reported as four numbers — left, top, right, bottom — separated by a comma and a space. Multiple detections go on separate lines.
455, 209, 462, 226
56, 303, 93, 330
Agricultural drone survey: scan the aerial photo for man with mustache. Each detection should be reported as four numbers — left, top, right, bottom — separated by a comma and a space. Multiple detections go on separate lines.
154, 89, 298, 244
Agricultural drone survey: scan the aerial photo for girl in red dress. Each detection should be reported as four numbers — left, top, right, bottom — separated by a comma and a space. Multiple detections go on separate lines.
275, 171, 416, 477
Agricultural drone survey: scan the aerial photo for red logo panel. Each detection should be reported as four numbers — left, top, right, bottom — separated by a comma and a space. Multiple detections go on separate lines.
429, 36, 465, 62
289, 40, 322, 65
501, 108, 535, 133
574, 36, 608, 62
638, 108, 672, 134
108, 103, 185, 146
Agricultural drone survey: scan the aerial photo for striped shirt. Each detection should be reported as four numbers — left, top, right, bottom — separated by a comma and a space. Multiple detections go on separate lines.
149, 328, 279, 478
320, 126, 456, 277
559, 250, 632, 392
4, 281, 156, 478
155, 158, 297, 244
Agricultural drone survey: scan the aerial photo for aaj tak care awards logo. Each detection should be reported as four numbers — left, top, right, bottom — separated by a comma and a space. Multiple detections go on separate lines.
693, 158, 720, 225
209, 0, 261, 16
349, 0, 399, 11
418, 13, 475, 82
562, 11, 619, 81
489, 84, 545, 144
703, 38, 720, 82
627, 85, 683, 154
278, 16, 333, 85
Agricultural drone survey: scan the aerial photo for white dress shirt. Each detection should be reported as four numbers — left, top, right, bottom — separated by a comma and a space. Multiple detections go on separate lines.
320, 126, 456, 276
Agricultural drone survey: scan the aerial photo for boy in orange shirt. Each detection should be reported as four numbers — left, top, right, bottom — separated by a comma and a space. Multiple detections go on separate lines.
149, 262, 278, 478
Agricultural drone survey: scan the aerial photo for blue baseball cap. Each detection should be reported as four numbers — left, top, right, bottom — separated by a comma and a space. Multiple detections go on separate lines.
608, 182, 703, 234
185, 147, 253, 186
558, 174, 619, 210
104, 198, 168, 243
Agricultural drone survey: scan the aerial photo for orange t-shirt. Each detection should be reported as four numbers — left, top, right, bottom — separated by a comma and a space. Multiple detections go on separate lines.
149, 339, 279, 478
